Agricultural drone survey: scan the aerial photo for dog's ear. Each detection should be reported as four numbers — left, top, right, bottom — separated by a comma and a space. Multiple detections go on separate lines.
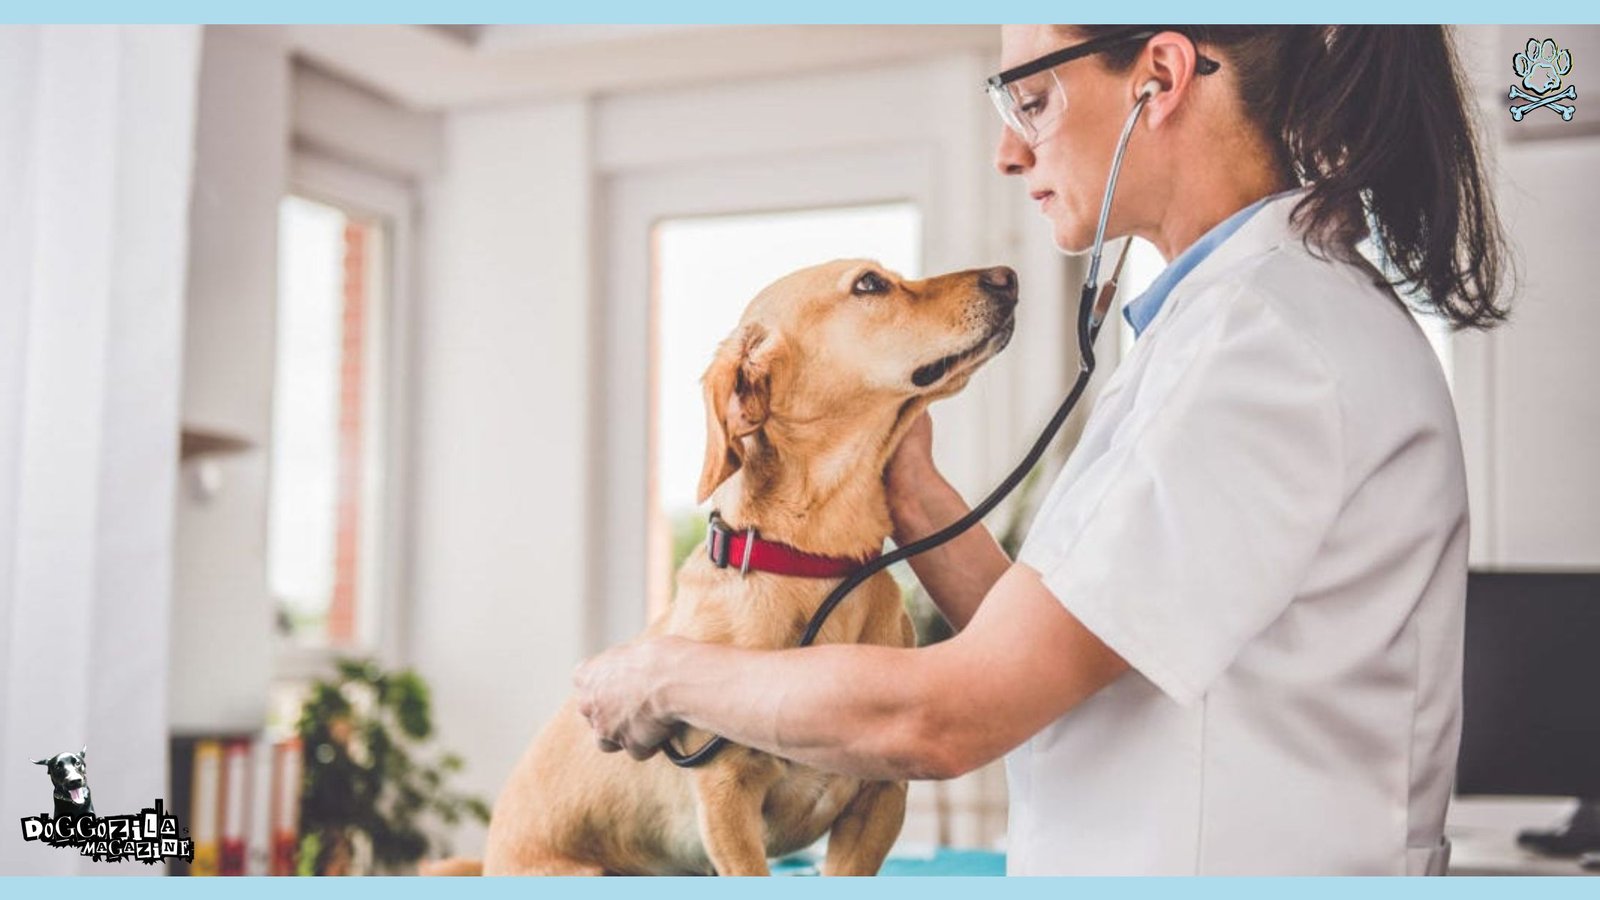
32, 757, 49, 766
697, 323, 784, 504
80, 746, 87, 765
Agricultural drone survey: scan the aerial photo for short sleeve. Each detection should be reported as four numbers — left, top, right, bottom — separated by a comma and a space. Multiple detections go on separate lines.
1016, 289, 1345, 706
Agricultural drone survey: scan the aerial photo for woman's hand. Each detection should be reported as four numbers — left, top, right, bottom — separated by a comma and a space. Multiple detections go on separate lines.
883, 411, 941, 541
881, 410, 1013, 631
573, 636, 690, 760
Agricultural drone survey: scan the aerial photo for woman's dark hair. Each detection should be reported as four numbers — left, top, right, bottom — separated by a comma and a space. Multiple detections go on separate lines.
1078, 25, 1510, 330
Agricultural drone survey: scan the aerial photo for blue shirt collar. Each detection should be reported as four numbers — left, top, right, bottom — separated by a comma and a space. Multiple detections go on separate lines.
1121, 191, 1291, 339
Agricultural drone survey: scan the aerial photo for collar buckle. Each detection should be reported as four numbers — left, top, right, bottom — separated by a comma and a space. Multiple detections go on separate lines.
706, 511, 757, 577
706, 511, 732, 568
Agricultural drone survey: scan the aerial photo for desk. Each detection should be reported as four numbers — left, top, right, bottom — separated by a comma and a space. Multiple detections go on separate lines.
1447, 796, 1598, 876
772, 801, 1600, 876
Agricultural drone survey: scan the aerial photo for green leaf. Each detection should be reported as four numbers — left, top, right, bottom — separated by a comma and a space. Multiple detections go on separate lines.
391, 672, 432, 739
297, 832, 322, 876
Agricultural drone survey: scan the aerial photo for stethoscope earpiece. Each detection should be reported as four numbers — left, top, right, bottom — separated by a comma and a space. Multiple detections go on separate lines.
1139, 79, 1162, 100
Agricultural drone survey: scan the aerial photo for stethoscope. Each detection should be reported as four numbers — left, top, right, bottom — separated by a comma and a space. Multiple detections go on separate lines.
663, 81, 1160, 768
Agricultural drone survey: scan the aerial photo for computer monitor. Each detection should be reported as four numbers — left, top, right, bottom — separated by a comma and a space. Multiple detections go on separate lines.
1457, 570, 1600, 798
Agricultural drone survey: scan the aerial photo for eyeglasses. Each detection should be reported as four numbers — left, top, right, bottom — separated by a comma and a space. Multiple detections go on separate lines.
985, 27, 1222, 146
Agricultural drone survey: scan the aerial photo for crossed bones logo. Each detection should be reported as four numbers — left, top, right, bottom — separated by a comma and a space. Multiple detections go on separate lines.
1510, 38, 1576, 122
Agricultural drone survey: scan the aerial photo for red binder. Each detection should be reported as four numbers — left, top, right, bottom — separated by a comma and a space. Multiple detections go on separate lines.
220, 739, 251, 875
268, 737, 303, 876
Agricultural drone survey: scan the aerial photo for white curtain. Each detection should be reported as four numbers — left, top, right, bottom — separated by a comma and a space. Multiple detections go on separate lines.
0, 25, 201, 874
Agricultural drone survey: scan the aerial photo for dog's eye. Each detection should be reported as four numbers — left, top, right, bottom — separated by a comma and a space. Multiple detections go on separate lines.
852, 272, 889, 295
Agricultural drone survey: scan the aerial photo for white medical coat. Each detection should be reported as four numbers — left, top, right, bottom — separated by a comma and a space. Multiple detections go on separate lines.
1008, 190, 1466, 875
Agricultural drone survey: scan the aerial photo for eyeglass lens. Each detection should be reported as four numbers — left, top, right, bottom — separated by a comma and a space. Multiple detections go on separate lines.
991, 69, 1066, 145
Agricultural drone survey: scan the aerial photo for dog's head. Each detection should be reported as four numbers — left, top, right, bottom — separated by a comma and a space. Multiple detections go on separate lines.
697, 260, 1017, 504
32, 747, 91, 808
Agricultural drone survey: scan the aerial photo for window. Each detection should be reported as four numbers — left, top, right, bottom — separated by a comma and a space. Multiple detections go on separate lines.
647, 202, 922, 613
270, 195, 390, 652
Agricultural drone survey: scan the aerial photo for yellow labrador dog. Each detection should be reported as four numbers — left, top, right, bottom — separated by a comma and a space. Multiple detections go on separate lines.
456, 259, 1016, 876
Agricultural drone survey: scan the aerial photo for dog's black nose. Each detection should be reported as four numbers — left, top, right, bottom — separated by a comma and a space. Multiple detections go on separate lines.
978, 266, 1018, 302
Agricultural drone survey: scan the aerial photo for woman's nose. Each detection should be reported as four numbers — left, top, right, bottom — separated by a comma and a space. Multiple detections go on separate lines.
994, 126, 1034, 176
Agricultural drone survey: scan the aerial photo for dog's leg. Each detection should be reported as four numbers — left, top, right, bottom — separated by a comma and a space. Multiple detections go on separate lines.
821, 780, 907, 876
692, 762, 781, 876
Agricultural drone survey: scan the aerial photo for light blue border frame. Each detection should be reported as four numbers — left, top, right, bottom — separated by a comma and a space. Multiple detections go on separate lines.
1, 3, 1599, 24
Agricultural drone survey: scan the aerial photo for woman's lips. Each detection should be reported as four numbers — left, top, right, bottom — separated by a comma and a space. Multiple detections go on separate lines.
1031, 190, 1054, 212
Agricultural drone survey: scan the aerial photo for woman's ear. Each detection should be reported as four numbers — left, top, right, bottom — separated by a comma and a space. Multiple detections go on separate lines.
1139, 30, 1202, 128
696, 323, 783, 504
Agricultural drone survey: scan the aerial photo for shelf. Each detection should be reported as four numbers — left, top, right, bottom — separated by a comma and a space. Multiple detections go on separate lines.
179, 426, 255, 461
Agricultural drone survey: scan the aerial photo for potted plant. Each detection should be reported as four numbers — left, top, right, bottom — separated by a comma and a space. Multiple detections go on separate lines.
295, 658, 491, 875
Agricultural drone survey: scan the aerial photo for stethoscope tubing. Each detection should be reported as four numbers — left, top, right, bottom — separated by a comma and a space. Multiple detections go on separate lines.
663, 93, 1152, 768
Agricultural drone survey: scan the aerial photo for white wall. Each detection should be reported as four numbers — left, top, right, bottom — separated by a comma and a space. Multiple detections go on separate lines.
409, 98, 594, 852
1452, 25, 1600, 569
1474, 135, 1600, 566
169, 25, 289, 734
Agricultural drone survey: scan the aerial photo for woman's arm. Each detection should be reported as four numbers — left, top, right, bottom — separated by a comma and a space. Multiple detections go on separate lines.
883, 413, 1012, 632
575, 563, 1130, 780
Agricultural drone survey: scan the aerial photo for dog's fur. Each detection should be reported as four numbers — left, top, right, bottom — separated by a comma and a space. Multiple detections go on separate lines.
446, 260, 1015, 876
33, 747, 94, 818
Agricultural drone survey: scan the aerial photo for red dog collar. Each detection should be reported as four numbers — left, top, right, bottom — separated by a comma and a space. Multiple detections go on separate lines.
706, 510, 879, 578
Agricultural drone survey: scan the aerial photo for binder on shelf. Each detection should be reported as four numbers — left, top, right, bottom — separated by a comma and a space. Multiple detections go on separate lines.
268, 736, 303, 876
220, 739, 251, 875
249, 733, 275, 876
189, 740, 223, 877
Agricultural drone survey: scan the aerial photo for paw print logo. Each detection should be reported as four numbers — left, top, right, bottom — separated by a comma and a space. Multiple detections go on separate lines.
1510, 38, 1576, 122
1515, 38, 1571, 93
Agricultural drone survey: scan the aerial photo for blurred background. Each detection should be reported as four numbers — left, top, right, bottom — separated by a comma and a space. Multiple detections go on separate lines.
1, 23, 1597, 876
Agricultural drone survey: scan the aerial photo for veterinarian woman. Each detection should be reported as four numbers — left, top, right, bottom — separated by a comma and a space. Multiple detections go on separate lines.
576, 25, 1508, 874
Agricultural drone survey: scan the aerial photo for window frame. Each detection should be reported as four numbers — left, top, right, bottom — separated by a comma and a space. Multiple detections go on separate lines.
272, 151, 417, 681
646, 200, 927, 616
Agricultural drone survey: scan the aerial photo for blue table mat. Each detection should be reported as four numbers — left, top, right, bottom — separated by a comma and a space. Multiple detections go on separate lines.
771, 847, 1005, 876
